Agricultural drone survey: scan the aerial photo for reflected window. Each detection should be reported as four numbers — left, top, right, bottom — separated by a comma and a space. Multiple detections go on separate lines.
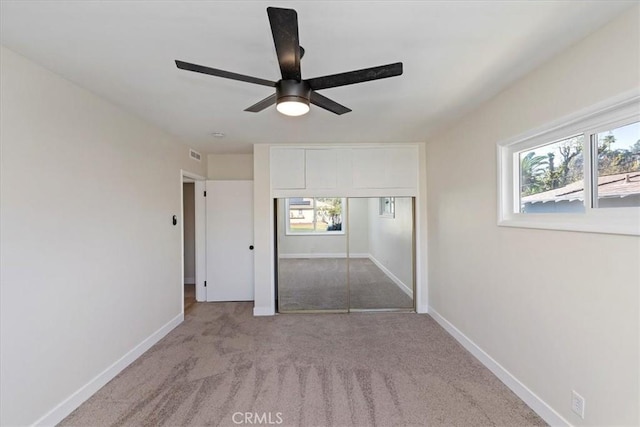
286, 197, 345, 234
379, 197, 395, 217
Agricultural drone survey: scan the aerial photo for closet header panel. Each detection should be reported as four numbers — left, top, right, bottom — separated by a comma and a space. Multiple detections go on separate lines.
270, 145, 419, 198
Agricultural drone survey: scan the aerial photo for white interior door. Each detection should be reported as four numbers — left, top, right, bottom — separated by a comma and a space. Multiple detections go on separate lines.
206, 180, 254, 301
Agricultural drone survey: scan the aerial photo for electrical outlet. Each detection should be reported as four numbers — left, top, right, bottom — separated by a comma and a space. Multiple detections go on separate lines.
571, 390, 585, 419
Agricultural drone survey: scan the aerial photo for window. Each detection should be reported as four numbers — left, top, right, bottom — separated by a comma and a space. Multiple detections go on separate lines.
519, 135, 585, 213
593, 121, 640, 209
379, 197, 395, 217
498, 92, 640, 235
285, 197, 345, 234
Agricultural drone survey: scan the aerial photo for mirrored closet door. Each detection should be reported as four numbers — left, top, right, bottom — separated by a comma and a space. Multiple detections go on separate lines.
276, 197, 414, 313
347, 197, 414, 311
276, 197, 349, 312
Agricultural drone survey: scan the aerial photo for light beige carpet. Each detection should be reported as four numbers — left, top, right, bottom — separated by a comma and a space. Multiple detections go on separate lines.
61, 302, 546, 427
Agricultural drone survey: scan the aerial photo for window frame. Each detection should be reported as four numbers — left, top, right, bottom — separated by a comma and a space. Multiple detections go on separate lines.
284, 197, 346, 236
497, 91, 640, 236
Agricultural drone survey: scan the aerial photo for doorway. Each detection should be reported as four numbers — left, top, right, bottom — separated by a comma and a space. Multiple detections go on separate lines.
275, 197, 415, 313
182, 181, 196, 313
180, 173, 255, 309
181, 170, 206, 313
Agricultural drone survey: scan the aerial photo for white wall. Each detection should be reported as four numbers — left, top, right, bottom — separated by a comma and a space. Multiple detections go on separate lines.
207, 153, 253, 180
425, 8, 639, 426
183, 183, 195, 283
0, 46, 207, 426
367, 197, 413, 292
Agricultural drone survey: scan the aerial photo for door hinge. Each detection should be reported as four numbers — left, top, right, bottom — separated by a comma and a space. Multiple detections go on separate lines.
204, 281, 207, 287
204, 191, 207, 197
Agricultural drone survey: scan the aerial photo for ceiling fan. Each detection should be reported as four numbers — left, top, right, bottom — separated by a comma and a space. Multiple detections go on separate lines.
175, 7, 403, 116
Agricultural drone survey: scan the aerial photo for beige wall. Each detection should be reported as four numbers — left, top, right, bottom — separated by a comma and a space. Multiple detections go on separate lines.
207, 153, 253, 180
0, 46, 206, 425
426, 8, 639, 426
182, 183, 195, 283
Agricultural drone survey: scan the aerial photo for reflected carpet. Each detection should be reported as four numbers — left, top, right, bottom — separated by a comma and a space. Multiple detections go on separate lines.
278, 258, 413, 311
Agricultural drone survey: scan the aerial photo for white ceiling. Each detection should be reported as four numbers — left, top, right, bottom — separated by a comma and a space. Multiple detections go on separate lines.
1, 1, 635, 154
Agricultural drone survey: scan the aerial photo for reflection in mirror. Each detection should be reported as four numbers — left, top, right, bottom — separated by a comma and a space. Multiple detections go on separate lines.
348, 197, 414, 310
276, 197, 414, 312
276, 198, 348, 312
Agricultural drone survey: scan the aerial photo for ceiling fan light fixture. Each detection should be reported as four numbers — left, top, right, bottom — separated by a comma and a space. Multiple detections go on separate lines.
276, 99, 310, 116
276, 80, 311, 116
175, 7, 403, 116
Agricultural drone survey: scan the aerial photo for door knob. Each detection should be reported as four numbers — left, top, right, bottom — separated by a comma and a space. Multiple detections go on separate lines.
249, 245, 254, 250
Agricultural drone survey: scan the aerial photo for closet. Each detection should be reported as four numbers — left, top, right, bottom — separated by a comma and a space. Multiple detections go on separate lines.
267, 144, 420, 314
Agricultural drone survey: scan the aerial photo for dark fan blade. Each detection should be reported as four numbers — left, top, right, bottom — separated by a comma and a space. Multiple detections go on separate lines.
310, 91, 352, 115
307, 62, 403, 91
175, 60, 276, 87
244, 94, 277, 112
267, 7, 301, 81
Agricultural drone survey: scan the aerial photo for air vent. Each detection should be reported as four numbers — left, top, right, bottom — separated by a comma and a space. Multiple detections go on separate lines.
189, 149, 202, 162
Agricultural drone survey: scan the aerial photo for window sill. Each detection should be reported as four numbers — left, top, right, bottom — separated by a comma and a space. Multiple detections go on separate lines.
285, 231, 345, 236
498, 211, 640, 236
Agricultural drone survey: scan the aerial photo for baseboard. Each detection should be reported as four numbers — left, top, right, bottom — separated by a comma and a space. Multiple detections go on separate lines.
368, 255, 413, 297
428, 308, 570, 427
253, 306, 275, 316
278, 253, 369, 259
33, 313, 184, 427
184, 276, 195, 285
